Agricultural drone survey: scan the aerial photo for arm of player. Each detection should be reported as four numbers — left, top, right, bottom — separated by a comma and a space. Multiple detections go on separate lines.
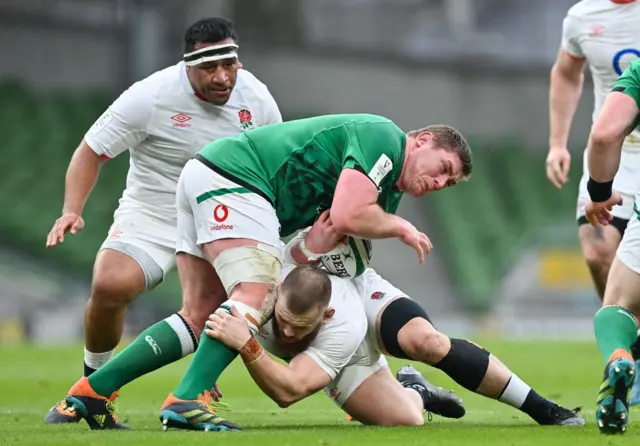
549, 48, 586, 150
244, 350, 332, 408
330, 169, 406, 239
331, 169, 432, 263
546, 14, 587, 188
583, 80, 639, 227
549, 14, 586, 153
284, 210, 348, 265
62, 139, 109, 217
588, 92, 639, 182
329, 121, 419, 240
47, 83, 153, 247
204, 307, 332, 408
46, 139, 109, 247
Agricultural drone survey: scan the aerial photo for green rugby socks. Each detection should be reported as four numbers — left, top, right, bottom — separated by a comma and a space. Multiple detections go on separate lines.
594, 305, 637, 363
173, 335, 238, 400
89, 314, 198, 397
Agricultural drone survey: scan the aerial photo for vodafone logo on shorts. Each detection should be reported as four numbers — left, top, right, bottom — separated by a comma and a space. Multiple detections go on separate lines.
214, 205, 229, 222
211, 204, 233, 230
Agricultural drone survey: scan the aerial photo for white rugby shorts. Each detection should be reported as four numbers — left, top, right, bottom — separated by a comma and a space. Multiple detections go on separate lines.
175, 158, 282, 259
577, 146, 640, 222
323, 268, 411, 407
616, 195, 640, 274
100, 209, 176, 289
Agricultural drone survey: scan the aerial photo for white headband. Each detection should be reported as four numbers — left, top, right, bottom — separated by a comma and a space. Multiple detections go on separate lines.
183, 43, 239, 66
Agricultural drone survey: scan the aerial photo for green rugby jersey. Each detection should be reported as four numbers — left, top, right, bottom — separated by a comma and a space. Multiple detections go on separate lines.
197, 114, 406, 237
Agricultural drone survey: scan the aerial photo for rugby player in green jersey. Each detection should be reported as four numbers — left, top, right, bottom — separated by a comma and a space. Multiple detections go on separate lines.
63, 113, 472, 431
584, 59, 640, 434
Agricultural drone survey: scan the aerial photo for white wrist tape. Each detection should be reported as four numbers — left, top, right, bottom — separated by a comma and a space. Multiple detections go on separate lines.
283, 227, 350, 266
283, 228, 311, 265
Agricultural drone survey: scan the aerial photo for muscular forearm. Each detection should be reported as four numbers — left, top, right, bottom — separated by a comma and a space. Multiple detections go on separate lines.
242, 350, 307, 408
331, 203, 404, 239
587, 135, 624, 183
549, 67, 583, 149
62, 144, 104, 215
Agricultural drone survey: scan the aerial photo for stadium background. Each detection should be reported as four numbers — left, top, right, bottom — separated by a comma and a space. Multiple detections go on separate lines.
0, 0, 601, 346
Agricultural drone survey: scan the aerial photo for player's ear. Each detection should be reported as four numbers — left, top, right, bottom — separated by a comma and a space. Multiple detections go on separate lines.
324, 308, 335, 321
416, 131, 433, 147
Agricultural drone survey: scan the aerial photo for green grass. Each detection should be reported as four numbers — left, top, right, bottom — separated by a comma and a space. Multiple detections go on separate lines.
1, 340, 638, 445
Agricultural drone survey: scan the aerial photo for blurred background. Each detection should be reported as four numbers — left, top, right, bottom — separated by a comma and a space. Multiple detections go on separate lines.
0, 0, 602, 345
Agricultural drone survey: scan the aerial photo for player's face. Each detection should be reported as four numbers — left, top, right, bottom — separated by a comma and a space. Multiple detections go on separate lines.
272, 298, 332, 351
186, 39, 240, 105
403, 133, 464, 197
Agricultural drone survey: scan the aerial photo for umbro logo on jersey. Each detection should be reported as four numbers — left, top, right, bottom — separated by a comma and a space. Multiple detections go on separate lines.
171, 113, 192, 128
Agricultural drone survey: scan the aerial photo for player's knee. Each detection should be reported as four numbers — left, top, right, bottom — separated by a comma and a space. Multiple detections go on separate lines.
434, 339, 491, 392
179, 283, 226, 335
579, 229, 617, 274
379, 297, 433, 360
399, 322, 450, 365
90, 248, 151, 308
582, 243, 615, 274
90, 270, 142, 308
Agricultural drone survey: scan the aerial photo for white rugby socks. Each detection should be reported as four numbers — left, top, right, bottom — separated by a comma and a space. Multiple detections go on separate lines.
498, 374, 530, 408
84, 347, 115, 376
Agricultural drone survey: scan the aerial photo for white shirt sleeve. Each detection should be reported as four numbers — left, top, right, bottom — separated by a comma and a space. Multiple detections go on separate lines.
301, 320, 365, 380
84, 81, 155, 159
560, 14, 585, 59
260, 88, 283, 126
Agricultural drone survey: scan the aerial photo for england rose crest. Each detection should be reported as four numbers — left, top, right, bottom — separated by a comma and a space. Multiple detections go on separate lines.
238, 109, 253, 130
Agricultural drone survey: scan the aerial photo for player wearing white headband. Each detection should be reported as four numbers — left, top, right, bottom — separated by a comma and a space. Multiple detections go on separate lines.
44, 17, 282, 426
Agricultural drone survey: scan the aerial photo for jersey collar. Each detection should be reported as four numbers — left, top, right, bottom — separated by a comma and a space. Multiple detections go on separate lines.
611, 0, 636, 4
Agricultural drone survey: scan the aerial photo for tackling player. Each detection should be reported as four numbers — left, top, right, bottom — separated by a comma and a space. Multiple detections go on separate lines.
201, 256, 583, 428
583, 59, 640, 434
44, 17, 281, 425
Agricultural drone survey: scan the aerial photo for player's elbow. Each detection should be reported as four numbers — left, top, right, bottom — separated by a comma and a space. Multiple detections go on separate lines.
275, 395, 295, 408
330, 204, 365, 235
551, 64, 582, 85
329, 208, 353, 235
589, 124, 623, 151
275, 380, 315, 408
274, 388, 304, 408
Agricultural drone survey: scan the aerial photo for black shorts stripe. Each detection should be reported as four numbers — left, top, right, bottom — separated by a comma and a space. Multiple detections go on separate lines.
577, 215, 628, 237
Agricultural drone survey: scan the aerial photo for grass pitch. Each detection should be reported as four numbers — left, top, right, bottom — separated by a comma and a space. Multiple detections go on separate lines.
1, 340, 638, 445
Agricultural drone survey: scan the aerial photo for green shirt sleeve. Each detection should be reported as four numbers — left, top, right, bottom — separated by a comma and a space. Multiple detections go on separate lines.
342, 120, 406, 191
613, 60, 640, 109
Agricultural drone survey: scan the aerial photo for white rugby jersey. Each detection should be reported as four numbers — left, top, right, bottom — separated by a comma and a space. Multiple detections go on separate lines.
561, 0, 640, 147
257, 268, 369, 380
85, 62, 282, 223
